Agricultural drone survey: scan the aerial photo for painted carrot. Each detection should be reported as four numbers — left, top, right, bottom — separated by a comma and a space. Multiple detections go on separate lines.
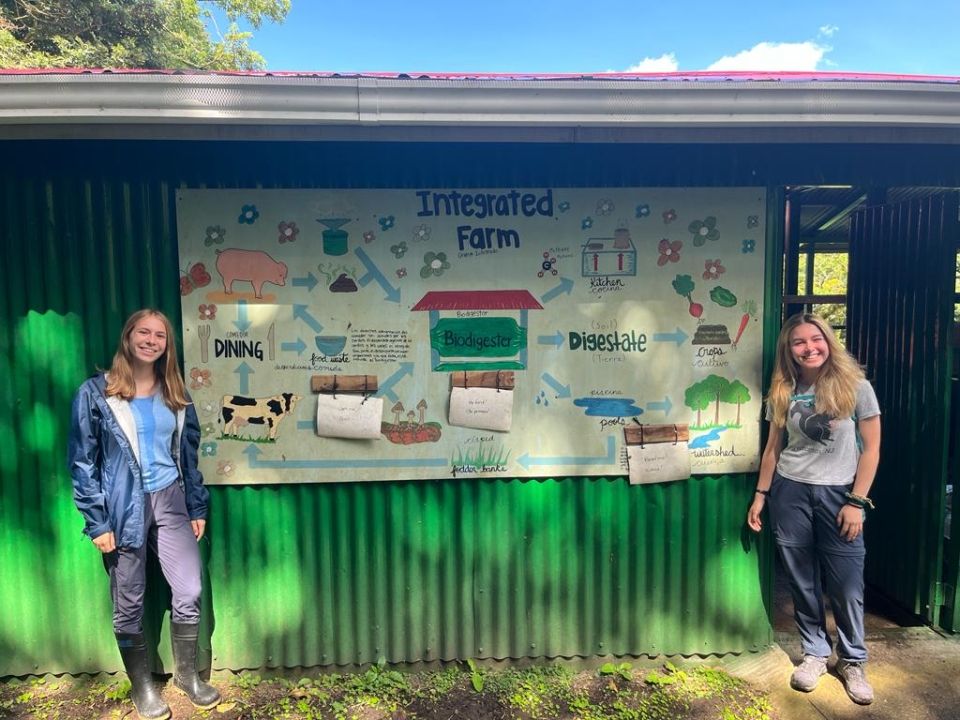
732, 299, 758, 348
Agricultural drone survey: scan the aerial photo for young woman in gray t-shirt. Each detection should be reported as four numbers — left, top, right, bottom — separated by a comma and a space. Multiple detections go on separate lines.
747, 313, 881, 705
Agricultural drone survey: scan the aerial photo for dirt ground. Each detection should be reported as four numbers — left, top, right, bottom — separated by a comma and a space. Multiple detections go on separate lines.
0, 661, 776, 720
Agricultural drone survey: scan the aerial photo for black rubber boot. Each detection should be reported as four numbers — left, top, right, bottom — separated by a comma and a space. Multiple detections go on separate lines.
171, 621, 221, 709
115, 632, 171, 720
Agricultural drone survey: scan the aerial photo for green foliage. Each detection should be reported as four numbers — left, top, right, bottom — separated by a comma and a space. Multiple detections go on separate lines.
1, 661, 775, 720
599, 661, 634, 681
797, 251, 848, 327
466, 658, 485, 692
0, 0, 289, 70
102, 679, 130, 701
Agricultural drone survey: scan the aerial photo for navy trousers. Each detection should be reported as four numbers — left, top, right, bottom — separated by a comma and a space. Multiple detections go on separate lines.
103, 482, 203, 634
767, 472, 867, 662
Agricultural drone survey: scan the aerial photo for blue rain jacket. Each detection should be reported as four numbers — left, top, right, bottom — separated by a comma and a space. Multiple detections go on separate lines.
68, 373, 209, 548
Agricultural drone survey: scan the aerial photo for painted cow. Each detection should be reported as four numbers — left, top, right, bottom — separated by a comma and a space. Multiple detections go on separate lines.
215, 248, 287, 299
220, 392, 301, 441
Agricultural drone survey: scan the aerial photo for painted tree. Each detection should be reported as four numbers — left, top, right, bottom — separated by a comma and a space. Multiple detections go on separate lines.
684, 381, 711, 427
0, 0, 289, 70
700, 374, 731, 426
721, 379, 751, 426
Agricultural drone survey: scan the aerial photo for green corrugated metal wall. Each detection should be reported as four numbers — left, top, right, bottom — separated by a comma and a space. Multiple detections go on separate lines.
3, 138, 959, 676
847, 194, 958, 622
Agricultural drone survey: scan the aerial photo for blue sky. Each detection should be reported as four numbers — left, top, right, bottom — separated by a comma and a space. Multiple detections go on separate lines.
221, 0, 960, 75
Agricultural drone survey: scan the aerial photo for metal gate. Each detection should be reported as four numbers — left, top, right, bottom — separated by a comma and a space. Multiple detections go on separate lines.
846, 192, 958, 624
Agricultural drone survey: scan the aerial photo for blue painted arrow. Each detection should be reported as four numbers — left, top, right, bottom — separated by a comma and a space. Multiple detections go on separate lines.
355, 246, 401, 303
540, 277, 574, 304
292, 304, 324, 334
646, 397, 673, 415
516, 435, 616, 470
233, 299, 251, 332
297, 420, 314, 431
243, 444, 447, 469
375, 362, 415, 403
281, 338, 307, 355
537, 331, 564, 347
541, 372, 571, 399
653, 327, 689, 346
292, 272, 318, 292
233, 361, 253, 394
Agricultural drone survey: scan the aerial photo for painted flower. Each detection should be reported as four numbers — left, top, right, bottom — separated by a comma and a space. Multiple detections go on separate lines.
558, 200, 571, 213
277, 221, 299, 244
688, 216, 720, 246
396, 267, 407, 279
420, 251, 450, 278
216, 460, 235, 477
411, 223, 431, 242
662, 209, 677, 224
195, 396, 217, 417
596, 198, 615, 216
703, 259, 726, 280
201, 442, 218, 457
657, 238, 683, 266
390, 241, 408, 259
742, 238, 756, 254
201, 422, 216, 436
378, 215, 395, 231
581, 216, 594, 230
635, 204, 650, 218
204, 225, 226, 246
363, 230, 376, 244
189, 367, 212, 390
198, 304, 217, 321
238, 204, 259, 224
747, 215, 759, 229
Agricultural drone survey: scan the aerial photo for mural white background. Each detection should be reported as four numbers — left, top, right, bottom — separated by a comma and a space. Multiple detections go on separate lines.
176, 188, 766, 484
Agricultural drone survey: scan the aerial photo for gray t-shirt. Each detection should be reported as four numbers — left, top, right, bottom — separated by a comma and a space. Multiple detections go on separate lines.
766, 378, 880, 486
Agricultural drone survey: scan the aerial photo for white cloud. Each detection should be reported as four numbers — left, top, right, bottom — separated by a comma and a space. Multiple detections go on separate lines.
819, 24, 839, 37
619, 53, 679, 73
706, 41, 829, 71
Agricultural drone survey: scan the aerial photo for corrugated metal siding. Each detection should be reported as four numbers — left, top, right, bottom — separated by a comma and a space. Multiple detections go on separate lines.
11, 137, 917, 676
847, 193, 958, 621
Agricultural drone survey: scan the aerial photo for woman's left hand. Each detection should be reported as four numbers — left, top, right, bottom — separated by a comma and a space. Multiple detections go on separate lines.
191, 519, 207, 541
836, 504, 864, 541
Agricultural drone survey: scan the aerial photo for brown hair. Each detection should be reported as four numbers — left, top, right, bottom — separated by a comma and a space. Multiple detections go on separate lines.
105, 309, 188, 411
766, 313, 864, 427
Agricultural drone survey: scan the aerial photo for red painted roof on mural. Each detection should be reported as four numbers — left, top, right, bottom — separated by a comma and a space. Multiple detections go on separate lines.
1, 68, 959, 83
412, 290, 544, 311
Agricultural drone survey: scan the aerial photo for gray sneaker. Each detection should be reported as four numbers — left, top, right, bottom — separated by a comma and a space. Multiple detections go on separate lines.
790, 655, 828, 692
837, 660, 874, 705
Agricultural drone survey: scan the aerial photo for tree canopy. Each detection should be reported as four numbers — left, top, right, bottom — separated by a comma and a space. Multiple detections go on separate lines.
0, 0, 289, 70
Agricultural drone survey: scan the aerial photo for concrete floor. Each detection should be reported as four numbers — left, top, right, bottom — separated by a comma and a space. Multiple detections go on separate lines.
723, 570, 960, 720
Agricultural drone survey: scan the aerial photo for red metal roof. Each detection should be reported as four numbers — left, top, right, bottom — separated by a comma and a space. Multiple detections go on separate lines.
412, 290, 543, 311
1, 68, 959, 84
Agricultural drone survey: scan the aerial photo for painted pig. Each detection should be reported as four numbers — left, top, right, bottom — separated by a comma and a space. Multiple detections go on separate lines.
215, 248, 287, 299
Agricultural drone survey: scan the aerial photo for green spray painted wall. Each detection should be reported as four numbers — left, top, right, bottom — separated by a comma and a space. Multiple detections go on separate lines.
7, 137, 958, 675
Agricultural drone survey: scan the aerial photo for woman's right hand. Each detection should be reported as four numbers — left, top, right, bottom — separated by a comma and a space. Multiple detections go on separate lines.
746, 495, 766, 532
92, 531, 116, 553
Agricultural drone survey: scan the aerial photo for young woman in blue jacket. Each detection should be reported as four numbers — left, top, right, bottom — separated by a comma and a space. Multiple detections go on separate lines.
69, 309, 220, 720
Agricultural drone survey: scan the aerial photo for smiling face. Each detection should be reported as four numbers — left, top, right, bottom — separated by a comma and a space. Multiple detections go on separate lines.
789, 322, 830, 381
128, 314, 168, 369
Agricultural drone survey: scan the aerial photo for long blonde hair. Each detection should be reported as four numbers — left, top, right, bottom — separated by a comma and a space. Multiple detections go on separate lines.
105, 309, 188, 412
766, 313, 864, 428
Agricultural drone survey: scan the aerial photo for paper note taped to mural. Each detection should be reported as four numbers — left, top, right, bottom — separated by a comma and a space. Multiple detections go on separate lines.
449, 386, 514, 432
177, 188, 766, 484
316, 394, 384, 440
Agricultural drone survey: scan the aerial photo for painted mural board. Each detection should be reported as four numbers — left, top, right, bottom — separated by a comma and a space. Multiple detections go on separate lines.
176, 188, 765, 484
